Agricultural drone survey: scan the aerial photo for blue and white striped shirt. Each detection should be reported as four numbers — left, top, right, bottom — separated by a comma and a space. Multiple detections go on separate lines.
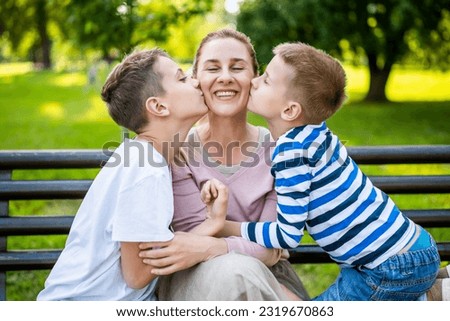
241, 122, 416, 268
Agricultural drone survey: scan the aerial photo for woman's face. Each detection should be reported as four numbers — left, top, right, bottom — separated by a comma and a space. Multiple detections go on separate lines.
196, 38, 255, 117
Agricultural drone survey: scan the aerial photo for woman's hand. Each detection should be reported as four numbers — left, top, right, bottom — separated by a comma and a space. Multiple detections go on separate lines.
201, 178, 228, 221
138, 231, 228, 275
190, 179, 228, 236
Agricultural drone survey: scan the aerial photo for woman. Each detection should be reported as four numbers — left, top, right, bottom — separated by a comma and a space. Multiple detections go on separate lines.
139, 29, 309, 300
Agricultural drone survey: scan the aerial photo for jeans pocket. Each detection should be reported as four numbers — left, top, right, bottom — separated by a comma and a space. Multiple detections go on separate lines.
370, 247, 440, 300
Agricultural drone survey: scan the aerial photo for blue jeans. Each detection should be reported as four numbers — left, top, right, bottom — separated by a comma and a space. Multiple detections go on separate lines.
313, 228, 440, 301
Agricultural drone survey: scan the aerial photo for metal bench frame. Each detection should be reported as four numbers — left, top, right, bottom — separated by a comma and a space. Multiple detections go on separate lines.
1, 146, 450, 300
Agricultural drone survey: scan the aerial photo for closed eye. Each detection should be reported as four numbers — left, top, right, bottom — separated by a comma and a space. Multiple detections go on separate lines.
206, 67, 219, 72
176, 69, 188, 82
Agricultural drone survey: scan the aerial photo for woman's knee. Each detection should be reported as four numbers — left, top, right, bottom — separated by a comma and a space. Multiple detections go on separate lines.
158, 252, 288, 300
212, 252, 271, 281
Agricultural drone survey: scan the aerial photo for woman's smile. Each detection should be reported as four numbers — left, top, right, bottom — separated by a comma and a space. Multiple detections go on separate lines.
214, 90, 238, 99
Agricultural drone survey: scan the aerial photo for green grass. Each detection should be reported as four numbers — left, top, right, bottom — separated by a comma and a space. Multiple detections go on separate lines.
1, 62, 449, 300
343, 65, 450, 103
0, 65, 122, 149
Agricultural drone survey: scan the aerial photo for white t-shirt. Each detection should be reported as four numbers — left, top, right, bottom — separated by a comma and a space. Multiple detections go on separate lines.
37, 139, 174, 300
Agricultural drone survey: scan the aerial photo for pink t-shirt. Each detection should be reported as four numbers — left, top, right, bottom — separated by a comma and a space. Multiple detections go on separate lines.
171, 127, 278, 259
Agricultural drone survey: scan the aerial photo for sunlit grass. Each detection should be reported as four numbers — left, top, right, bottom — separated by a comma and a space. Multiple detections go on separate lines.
1, 62, 449, 300
2, 63, 449, 148
343, 65, 369, 102
51, 73, 86, 87
0, 62, 33, 77
387, 67, 450, 101
39, 102, 65, 120
0, 63, 121, 149
343, 64, 450, 102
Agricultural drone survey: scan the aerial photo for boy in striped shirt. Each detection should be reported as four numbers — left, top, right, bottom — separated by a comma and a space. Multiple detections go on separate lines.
204, 42, 440, 300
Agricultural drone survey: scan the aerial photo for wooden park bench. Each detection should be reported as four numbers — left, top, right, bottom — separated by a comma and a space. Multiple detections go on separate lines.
1, 145, 450, 300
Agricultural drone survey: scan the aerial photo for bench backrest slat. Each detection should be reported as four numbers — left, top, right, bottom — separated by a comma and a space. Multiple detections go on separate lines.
0, 216, 74, 236
1, 210, 449, 237
347, 145, 450, 164
288, 243, 450, 264
1, 145, 450, 168
0, 150, 111, 169
1, 176, 449, 201
0, 180, 92, 200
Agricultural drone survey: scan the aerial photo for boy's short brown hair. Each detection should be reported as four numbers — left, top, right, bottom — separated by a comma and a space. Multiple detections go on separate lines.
101, 49, 169, 133
274, 43, 346, 124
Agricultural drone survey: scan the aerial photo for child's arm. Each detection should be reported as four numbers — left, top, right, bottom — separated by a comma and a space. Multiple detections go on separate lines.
120, 242, 158, 289
166, 160, 283, 265
189, 179, 228, 236
238, 143, 311, 249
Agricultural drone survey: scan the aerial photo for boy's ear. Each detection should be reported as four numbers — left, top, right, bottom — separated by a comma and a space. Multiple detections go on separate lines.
145, 97, 170, 117
281, 101, 302, 122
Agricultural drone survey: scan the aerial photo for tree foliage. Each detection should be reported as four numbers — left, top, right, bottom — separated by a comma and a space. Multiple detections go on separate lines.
65, 0, 214, 62
0, 0, 214, 67
0, 0, 68, 68
237, 0, 450, 101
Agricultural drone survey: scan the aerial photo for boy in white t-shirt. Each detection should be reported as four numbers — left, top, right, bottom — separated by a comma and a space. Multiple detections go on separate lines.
37, 49, 227, 301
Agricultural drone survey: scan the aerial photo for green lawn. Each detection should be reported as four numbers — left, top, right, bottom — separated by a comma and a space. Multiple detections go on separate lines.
1, 62, 449, 300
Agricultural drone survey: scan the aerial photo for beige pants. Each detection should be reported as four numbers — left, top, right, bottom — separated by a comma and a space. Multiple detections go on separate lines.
157, 252, 308, 301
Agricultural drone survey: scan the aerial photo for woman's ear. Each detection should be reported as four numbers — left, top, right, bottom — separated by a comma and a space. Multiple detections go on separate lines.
145, 97, 170, 117
281, 101, 302, 122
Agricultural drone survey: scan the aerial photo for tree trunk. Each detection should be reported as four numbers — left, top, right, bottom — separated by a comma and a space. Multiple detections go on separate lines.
35, 0, 52, 69
364, 53, 391, 102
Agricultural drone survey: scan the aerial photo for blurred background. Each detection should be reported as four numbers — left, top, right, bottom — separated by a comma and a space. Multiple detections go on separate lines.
0, 0, 449, 300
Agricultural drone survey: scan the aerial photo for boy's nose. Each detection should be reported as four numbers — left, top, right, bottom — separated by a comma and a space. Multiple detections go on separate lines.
191, 77, 200, 88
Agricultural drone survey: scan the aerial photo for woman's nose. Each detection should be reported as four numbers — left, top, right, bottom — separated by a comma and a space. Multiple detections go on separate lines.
217, 69, 233, 83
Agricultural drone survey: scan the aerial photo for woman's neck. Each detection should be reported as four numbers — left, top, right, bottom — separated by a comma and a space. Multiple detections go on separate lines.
201, 113, 251, 144
197, 113, 259, 165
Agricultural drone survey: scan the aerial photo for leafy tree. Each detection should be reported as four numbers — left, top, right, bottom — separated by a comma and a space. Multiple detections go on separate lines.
64, 0, 137, 63
237, 0, 450, 101
67, 0, 214, 63
162, 0, 230, 62
0, 0, 68, 69
0, 0, 213, 68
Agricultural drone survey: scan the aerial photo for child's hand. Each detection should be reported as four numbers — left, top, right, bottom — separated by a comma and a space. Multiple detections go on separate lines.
200, 179, 228, 231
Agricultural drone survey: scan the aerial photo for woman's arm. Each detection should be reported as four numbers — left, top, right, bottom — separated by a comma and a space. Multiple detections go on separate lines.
217, 220, 241, 237
189, 179, 228, 236
169, 161, 282, 265
222, 187, 283, 266
138, 232, 228, 275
